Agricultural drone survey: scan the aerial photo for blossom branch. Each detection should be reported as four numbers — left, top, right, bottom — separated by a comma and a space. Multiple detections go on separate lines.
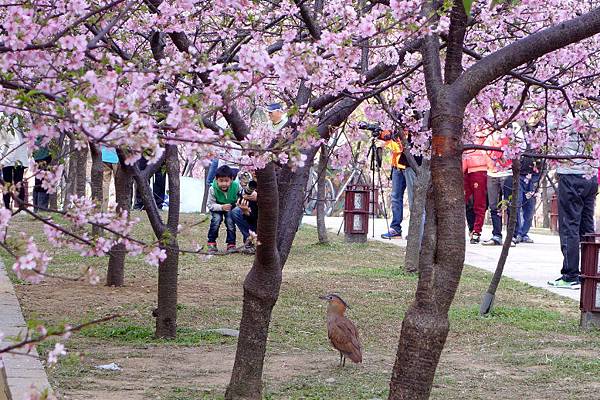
0, 315, 120, 355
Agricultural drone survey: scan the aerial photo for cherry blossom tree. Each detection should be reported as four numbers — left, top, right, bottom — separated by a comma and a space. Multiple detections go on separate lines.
385, 1, 600, 398
2, 1, 600, 399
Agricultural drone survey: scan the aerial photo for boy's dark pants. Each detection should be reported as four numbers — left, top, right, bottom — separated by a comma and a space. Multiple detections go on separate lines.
208, 211, 236, 245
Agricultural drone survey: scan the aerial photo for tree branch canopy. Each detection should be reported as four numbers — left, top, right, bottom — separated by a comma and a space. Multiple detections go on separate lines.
456, 7, 600, 103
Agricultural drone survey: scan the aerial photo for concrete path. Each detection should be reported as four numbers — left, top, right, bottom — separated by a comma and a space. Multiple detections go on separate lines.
0, 261, 52, 399
302, 216, 579, 301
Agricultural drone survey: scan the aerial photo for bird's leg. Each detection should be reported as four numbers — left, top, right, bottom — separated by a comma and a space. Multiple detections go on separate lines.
339, 352, 343, 367
342, 355, 346, 367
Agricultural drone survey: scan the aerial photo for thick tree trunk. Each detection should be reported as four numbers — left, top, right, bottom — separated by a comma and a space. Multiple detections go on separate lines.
155, 145, 180, 338
155, 244, 179, 338
226, 163, 281, 400
389, 91, 466, 399
404, 160, 431, 272
276, 147, 319, 265
316, 144, 329, 244
106, 164, 132, 287
89, 143, 103, 236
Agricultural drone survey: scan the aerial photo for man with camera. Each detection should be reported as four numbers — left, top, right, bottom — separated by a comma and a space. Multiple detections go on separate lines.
231, 172, 258, 254
360, 122, 420, 239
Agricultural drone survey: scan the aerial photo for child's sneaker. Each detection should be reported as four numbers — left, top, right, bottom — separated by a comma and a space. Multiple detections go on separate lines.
226, 244, 237, 253
207, 243, 218, 254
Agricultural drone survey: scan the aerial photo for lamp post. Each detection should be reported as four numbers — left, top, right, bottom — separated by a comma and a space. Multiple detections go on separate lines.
580, 233, 600, 329
343, 184, 369, 243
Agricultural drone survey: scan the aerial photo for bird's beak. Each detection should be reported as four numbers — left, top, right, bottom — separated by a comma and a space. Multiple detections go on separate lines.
318, 295, 327, 300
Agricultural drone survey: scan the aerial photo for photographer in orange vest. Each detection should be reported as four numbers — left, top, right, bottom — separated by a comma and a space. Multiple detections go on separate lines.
377, 129, 422, 239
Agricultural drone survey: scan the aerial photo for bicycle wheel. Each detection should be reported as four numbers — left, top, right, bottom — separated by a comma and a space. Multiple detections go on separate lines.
303, 169, 318, 215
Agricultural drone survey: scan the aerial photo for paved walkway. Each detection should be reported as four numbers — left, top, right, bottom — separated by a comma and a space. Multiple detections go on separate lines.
302, 216, 579, 301
0, 261, 52, 399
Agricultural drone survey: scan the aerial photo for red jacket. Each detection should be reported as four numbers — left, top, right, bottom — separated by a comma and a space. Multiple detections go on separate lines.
462, 138, 488, 173
486, 135, 512, 172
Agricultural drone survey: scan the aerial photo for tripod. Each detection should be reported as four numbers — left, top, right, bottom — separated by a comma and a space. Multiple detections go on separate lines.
366, 137, 390, 238
336, 136, 390, 238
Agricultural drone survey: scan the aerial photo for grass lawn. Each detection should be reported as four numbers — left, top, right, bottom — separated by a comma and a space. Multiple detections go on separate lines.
3, 212, 600, 399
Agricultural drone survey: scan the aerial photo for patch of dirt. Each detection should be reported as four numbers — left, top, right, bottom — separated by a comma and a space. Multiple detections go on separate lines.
57, 344, 339, 399
16, 277, 242, 323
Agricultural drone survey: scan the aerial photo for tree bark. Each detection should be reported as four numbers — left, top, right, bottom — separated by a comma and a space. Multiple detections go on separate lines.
89, 143, 103, 237
276, 149, 319, 266
48, 135, 64, 210
390, 181, 447, 400
479, 159, 520, 315
75, 146, 87, 198
155, 145, 180, 338
201, 165, 209, 213
106, 163, 132, 287
389, 86, 466, 399
226, 162, 281, 400
63, 139, 78, 210
404, 160, 431, 272
316, 144, 329, 244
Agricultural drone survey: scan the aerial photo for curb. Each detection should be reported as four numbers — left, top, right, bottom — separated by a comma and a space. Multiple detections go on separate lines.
0, 261, 52, 400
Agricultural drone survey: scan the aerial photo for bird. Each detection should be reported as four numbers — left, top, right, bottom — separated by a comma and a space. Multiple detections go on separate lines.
319, 293, 362, 367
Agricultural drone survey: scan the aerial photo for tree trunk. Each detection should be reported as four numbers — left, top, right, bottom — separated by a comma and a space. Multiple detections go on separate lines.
49, 136, 64, 210
64, 140, 78, 210
389, 91, 466, 399
155, 145, 180, 338
226, 162, 281, 400
155, 244, 179, 338
404, 160, 431, 272
276, 149, 319, 265
75, 146, 88, 198
106, 164, 132, 287
201, 165, 209, 214
479, 159, 520, 315
225, 91, 363, 399
89, 143, 103, 236
316, 144, 329, 244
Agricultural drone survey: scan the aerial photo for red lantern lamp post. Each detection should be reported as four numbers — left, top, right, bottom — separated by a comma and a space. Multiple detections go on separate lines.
580, 233, 600, 329
343, 184, 369, 243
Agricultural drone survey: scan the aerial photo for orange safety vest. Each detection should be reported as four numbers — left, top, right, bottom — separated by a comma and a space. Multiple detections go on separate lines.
381, 130, 407, 169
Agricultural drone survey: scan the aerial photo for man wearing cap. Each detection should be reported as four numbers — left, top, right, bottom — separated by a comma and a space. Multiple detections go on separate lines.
266, 103, 288, 131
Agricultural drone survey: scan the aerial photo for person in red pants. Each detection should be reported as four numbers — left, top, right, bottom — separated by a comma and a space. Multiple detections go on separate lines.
463, 142, 488, 244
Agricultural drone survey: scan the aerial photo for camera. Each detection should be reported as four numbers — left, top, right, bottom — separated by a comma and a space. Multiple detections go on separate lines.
243, 180, 257, 196
358, 121, 383, 137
